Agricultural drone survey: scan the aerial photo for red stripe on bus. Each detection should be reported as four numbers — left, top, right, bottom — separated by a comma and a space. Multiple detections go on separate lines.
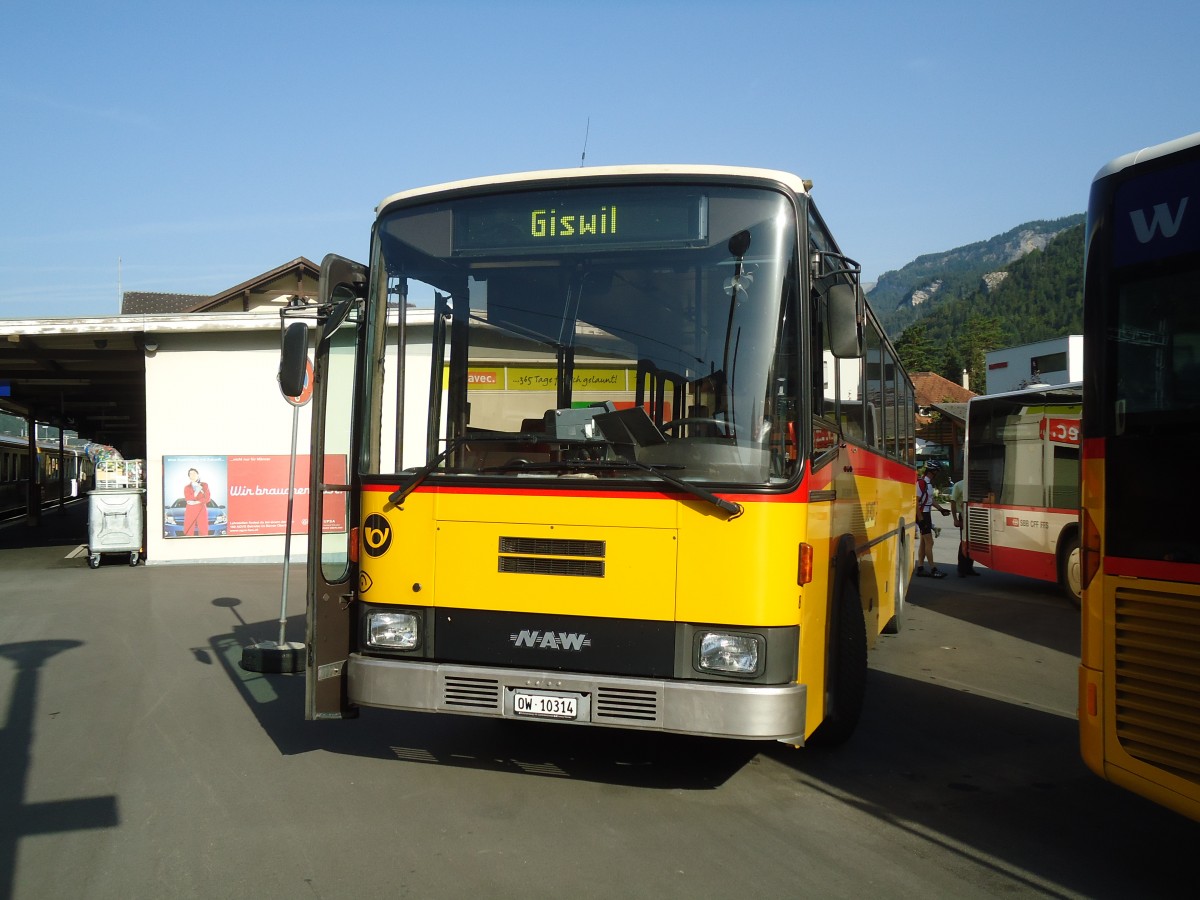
1104, 556, 1200, 582
971, 543, 1058, 583
363, 481, 814, 504
848, 451, 916, 483
361, 447, 913, 504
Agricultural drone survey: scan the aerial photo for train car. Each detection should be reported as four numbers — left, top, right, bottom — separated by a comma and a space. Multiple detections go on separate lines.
0, 432, 92, 520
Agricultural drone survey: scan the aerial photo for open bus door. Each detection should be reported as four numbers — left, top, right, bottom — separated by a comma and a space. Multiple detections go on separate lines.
285, 254, 367, 719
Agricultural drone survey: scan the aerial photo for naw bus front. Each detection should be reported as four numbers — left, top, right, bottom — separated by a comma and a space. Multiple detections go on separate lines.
302, 168, 900, 745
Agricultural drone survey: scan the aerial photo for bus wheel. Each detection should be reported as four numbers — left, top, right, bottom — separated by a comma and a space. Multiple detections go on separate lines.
1060, 532, 1081, 608
809, 581, 867, 747
883, 535, 907, 634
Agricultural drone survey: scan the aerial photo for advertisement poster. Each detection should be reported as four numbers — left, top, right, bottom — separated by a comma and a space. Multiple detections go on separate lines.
162, 454, 347, 538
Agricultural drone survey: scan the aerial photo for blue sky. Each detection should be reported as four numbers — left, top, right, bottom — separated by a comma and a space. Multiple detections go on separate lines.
2, 0, 1197, 318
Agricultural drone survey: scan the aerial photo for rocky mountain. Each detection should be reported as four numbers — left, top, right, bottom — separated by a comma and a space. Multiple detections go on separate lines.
870, 214, 1085, 339
890, 220, 1086, 390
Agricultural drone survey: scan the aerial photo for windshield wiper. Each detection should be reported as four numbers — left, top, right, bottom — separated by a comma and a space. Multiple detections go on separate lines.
482, 459, 680, 474
387, 434, 544, 506
484, 458, 742, 519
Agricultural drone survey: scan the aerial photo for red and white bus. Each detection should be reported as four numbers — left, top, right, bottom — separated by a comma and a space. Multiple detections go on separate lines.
963, 382, 1082, 603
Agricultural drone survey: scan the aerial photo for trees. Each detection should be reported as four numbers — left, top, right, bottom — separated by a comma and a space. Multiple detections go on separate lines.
961, 314, 1004, 392
891, 223, 1085, 374
895, 322, 941, 373
935, 314, 1001, 390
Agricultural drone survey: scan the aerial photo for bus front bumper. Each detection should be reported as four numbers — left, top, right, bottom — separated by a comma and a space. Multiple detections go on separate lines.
347, 654, 808, 743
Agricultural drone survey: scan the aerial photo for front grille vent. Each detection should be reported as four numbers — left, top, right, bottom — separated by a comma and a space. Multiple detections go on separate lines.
594, 686, 660, 723
500, 557, 604, 577
966, 507, 991, 554
1114, 586, 1200, 784
498, 536, 606, 578
442, 675, 501, 711
499, 537, 605, 557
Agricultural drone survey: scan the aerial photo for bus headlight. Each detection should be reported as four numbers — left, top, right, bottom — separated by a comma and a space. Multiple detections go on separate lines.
697, 632, 762, 675
366, 611, 421, 650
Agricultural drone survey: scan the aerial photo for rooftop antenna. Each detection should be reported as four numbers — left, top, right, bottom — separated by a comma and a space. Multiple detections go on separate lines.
117, 256, 122, 313
580, 117, 590, 167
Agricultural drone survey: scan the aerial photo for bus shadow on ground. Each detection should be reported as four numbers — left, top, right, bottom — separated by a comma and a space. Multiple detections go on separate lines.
206, 600, 756, 790
908, 569, 1079, 655
764, 668, 1199, 897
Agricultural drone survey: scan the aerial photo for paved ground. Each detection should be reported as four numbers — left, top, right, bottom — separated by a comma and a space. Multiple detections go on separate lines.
2, 501, 1195, 900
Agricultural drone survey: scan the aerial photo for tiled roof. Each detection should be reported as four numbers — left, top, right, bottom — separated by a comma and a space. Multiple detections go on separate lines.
190, 257, 319, 312
911, 371, 976, 408
118, 257, 320, 315
121, 292, 212, 315
931, 401, 969, 424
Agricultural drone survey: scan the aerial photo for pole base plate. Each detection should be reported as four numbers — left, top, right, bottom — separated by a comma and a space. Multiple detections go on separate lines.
239, 640, 306, 674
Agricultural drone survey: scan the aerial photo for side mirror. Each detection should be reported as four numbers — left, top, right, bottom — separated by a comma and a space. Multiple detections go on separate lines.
318, 254, 369, 352
278, 321, 310, 397
828, 283, 863, 359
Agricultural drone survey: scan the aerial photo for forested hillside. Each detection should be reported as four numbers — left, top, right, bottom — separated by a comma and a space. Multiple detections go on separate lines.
892, 222, 1085, 389
871, 214, 1084, 339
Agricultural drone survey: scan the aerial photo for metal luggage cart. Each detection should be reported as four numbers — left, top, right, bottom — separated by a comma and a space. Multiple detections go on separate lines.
87, 459, 145, 568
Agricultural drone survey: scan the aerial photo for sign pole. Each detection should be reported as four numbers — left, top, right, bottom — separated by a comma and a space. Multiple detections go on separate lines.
240, 354, 313, 675
277, 402, 300, 647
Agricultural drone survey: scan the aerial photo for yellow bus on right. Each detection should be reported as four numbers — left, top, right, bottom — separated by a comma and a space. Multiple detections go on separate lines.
1080, 131, 1200, 820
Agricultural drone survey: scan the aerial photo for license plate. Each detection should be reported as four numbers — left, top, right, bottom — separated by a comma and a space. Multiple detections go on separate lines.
513, 691, 579, 720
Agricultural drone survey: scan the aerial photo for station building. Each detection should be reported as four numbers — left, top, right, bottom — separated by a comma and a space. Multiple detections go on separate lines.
984, 335, 1083, 394
0, 259, 333, 565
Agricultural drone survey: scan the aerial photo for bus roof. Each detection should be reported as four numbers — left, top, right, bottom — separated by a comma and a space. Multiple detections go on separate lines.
1092, 131, 1200, 183
375, 165, 813, 214
968, 381, 1083, 406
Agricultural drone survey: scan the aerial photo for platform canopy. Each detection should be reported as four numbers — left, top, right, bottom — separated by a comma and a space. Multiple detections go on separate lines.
0, 319, 149, 446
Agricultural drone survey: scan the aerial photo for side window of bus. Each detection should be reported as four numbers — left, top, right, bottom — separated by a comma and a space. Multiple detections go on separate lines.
813, 284, 867, 447
885, 346, 900, 459
838, 357, 866, 444
811, 291, 838, 460
903, 380, 916, 464
808, 208, 871, 459
812, 292, 834, 422
863, 324, 885, 453
1050, 445, 1080, 509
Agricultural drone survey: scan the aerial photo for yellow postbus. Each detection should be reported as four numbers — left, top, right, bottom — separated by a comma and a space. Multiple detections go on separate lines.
286, 166, 916, 745
1079, 133, 1200, 817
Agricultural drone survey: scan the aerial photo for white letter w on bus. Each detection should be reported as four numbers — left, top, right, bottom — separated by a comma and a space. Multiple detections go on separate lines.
1130, 197, 1189, 243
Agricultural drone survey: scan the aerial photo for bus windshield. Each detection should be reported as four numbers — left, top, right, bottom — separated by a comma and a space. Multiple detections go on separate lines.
1104, 264, 1200, 563
370, 183, 801, 486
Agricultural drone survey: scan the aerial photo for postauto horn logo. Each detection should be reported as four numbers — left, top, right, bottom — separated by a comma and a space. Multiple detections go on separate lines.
363, 514, 392, 557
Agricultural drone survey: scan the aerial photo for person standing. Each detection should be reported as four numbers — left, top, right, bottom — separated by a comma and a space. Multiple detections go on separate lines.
183, 467, 211, 536
915, 462, 949, 577
950, 479, 981, 577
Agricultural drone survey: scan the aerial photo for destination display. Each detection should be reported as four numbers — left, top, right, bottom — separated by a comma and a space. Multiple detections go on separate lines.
453, 189, 707, 253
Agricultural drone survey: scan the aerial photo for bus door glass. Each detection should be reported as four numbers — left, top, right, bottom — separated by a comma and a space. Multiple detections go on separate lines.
305, 265, 365, 720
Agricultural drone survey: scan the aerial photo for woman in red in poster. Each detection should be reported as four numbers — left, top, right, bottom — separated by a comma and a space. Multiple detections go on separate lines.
183, 468, 211, 536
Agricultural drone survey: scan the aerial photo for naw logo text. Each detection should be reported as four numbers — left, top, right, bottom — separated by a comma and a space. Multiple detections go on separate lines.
510, 630, 592, 651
